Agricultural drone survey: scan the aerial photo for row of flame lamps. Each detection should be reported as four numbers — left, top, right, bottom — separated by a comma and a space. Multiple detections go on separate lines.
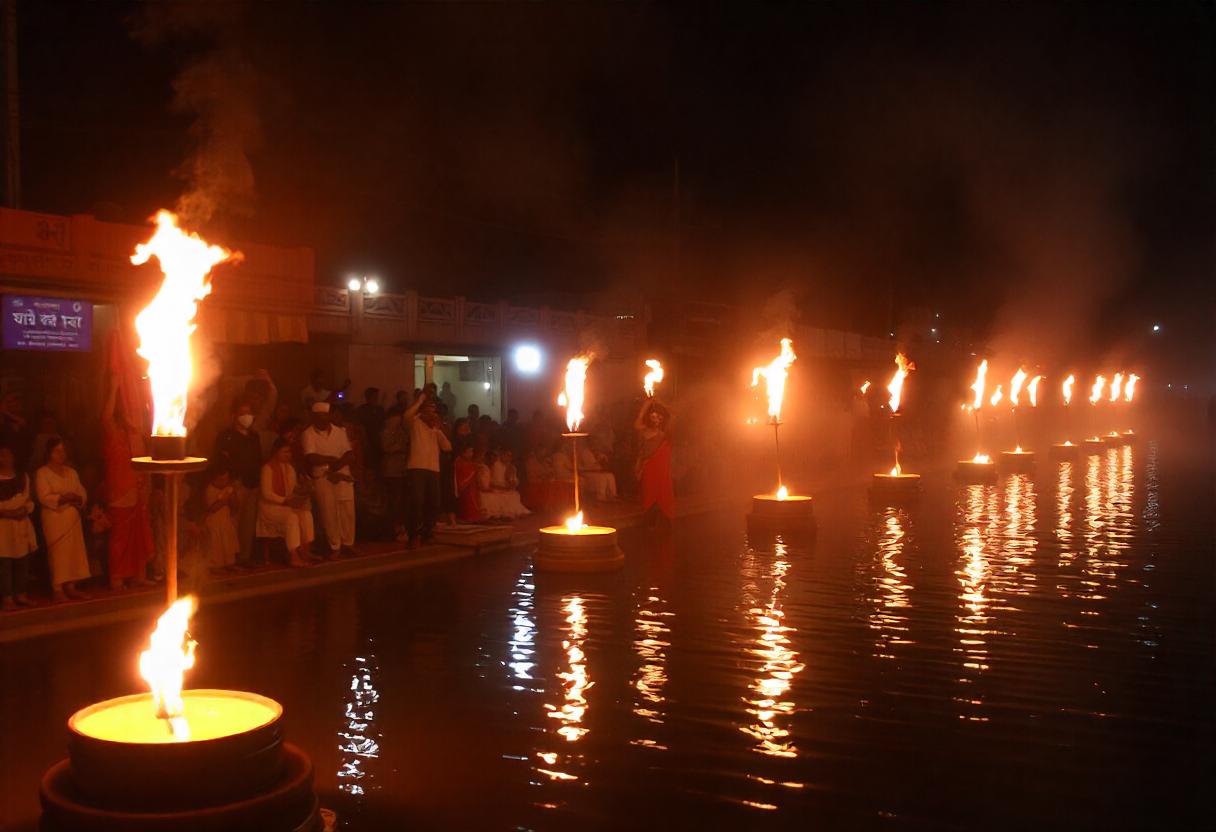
953, 361, 1141, 482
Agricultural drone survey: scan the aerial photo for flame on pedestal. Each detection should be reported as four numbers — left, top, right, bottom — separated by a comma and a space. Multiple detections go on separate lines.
859, 380, 871, 395
971, 453, 992, 464
889, 461, 902, 476
989, 385, 1003, 408
556, 356, 591, 432
1009, 369, 1027, 407
968, 360, 988, 411
564, 511, 585, 532
1124, 374, 1139, 402
775, 485, 789, 501
1089, 375, 1106, 405
887, 353, 914, 413
1109, 373, 1124, 403
131, 211, 239, 437
643, 359, 664, 397
1028, 375, 1042, 408
751, 338, 796, 423
1062, 374, 1075, 406
138, 595, 198, 741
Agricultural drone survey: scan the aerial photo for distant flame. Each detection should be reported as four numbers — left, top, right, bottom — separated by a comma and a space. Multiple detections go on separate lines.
971, 453, 992, 464
751, 338, 797, 422
1014, 445, 1024, 454
132, 211, 239, 437
1009, 368, 1027, 407
642, 359, 664, 397
138, 595, 198, 741
887, 353, 914, 414
989, 384, 1003, 408
1109, 372, 1124, 403
556, 356, 591, 432
1061, 440, 1074, 446
1124, 374, 1139, 402
564, 511, 586, 532
1089, 375, 1106, 405
775, 485, 789, 501
1062, 374, 1075, 405
1028, 375, 1042, 408
889, 461, 901, 476
968, 360, 988, 410
859, 381, 871, 395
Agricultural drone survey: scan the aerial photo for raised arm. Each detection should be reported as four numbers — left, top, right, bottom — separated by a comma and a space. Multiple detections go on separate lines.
634, 398, 653, 431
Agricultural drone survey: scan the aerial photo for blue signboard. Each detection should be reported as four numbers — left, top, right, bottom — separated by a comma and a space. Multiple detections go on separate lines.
3, 295, 92, 352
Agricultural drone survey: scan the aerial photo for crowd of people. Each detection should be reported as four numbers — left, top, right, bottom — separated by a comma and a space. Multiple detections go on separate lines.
0, 368, 676, 610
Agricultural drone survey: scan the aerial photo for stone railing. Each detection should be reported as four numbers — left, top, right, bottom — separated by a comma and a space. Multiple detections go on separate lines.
308, 287, 642, 354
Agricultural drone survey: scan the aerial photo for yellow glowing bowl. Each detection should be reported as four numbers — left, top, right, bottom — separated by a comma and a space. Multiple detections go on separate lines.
1102, 432, 1127, 446
65, 690, 284, 810
1050, 442, 1082, 459
955, 459, 997, 482
1083, 437, 1107, 451
999, 449, 1036, 471
748, 494, 815, 532
535, 525, 624, 572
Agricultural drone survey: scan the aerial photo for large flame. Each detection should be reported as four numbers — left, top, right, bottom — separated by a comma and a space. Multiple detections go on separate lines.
968, 360, 988, 410
132, 211, 239, 437
889, 461, 902, 476
556, 356, 591, 432
1062, 374, 1075, 405
887, 353, 914, 413
564, 511, 586, 532
1009, 368, 1027, 407
642, 359, 664, 397
775, 485, 789, 501
989, 384, 1003, 408
751, 338, 797, 422
1028, 375, 1042, 408
138, 595, 198, 741
1109, 372, 1124, 403
1089, 375, 1106, 405
970, 453, 992, 464
1124, 373, 1139, 402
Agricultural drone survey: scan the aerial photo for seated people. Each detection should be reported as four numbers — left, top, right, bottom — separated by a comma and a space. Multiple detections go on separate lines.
478, 449, 531, 520
257, 440, 315, 567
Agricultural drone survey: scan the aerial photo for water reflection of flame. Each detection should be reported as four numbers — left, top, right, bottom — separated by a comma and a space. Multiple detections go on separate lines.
535, 595, 593, 786
954, 484, 1000, 719
630, 587, 672, 750
866, 508, 912, 660
508, 565, 538, 686
337, 648, 382, 797
740, 540, 806, 759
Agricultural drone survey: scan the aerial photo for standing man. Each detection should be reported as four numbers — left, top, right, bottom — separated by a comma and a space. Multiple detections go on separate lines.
404, 391, 452, 549
213, 401, 264, 567
438, 381, 457, 416
301, 402, 357, 558
354, 387, 386, 468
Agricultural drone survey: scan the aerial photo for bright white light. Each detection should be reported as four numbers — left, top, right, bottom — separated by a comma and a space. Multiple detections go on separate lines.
347, 277, 362, 291
513, 344, 542, 374
1152, 323, 1161, 333
365, 278, 380, 295
483, 382, 491, 390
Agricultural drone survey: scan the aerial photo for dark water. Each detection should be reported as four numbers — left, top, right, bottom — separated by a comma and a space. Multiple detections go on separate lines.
2, 441, 1212, 830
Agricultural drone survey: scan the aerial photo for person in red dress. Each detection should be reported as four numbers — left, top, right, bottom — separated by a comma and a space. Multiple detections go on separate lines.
101, 377, 154, 591
454, 443, 483, 523
635, 398, 674, 528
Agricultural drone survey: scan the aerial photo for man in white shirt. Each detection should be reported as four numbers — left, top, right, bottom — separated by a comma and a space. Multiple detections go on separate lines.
404, 392, 452, 548
301, 402, 356, 557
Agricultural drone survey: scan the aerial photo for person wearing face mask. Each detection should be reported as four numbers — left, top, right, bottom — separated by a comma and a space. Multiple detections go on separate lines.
213, 401, 264, 568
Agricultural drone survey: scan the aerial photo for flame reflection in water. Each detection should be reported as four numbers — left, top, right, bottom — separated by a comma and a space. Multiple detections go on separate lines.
631, 586, 672, 749
337, 649, 382, 798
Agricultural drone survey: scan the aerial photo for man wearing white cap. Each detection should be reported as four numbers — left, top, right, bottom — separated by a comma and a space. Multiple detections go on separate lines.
301, 401, 356, 557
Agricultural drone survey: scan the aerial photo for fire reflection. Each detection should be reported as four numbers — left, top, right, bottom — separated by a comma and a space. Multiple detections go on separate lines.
337, 648, 382, 798
1002, 474, 1037, 588
864, 508, 913, 660
630, 586, 672, 749
507, 565, 538, 688
955, 485, 997, 681
740, 540, 805, 759
534, 594, 594, 786
1056, 462, 1075, 566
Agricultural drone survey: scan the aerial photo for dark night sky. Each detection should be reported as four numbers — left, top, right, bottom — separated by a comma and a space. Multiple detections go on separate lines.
13, 1, 1214, 351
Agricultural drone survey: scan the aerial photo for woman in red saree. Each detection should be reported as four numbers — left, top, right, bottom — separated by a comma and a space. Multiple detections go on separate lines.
102, 378, 154, 590
635, 399, 674, 526
454, 443, 484, 523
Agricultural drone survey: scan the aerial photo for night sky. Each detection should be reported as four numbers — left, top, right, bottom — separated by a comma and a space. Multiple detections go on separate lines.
13, 1, 1214, 354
